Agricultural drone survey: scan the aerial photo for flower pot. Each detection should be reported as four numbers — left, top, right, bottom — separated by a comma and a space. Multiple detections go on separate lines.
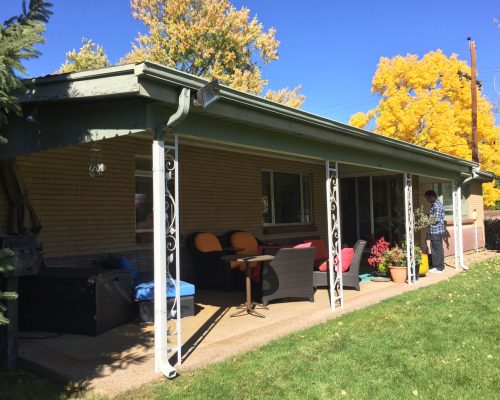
389, 265, 407, 283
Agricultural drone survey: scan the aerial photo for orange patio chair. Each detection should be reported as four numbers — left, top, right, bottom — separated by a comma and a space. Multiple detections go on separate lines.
187, 232, 244, 291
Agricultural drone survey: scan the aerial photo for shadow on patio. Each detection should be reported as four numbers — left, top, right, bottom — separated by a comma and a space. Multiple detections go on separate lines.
17, 264, 462, 397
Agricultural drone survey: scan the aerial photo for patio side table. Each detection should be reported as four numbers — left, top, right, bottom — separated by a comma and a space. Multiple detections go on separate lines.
231, 254, 274, 318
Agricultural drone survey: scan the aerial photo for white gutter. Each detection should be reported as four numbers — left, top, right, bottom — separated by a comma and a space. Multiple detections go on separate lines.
152, 87, 191, 379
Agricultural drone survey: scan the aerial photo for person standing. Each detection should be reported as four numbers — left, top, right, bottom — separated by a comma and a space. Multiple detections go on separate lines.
424, 190, 445, 273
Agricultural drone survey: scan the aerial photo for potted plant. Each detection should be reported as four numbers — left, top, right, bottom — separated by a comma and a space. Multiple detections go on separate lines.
382, 245, 406, 283
401, 243, 425, 278
368, 237, 391, 276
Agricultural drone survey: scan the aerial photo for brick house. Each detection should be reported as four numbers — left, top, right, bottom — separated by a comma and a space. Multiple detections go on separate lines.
0, 63, 494, 375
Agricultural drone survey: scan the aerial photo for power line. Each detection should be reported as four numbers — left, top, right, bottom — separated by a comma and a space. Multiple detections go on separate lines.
310, 95, 375, 113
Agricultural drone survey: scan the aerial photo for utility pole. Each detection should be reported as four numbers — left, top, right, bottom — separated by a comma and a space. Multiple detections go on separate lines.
468, 37, 479, 163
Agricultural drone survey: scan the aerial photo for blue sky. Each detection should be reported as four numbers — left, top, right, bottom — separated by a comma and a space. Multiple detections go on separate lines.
2, 0, 499, 123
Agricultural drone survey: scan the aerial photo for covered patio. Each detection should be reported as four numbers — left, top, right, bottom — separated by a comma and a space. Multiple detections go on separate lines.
18, 263, 465, 397
1, 62, 493, 391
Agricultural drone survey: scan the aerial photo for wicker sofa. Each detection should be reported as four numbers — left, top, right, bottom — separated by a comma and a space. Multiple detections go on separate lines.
313, 239, 367, 290
260, 247, 316, 306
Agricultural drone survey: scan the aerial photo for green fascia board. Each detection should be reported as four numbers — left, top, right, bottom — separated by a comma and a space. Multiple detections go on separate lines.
0, 98, 149, 160
19, 62, 477, 179
137, 63, 475, 179
147, 102, 469, 180
166, 112, 461, 180
19, 64, 140, 103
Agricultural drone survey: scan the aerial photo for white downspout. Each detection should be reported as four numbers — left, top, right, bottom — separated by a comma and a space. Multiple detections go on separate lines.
153, 88, 191, 379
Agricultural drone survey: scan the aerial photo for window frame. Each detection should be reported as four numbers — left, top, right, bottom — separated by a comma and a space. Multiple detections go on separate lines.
432, 182, 469, 218
261, 169, 313, 226
135, 155, 153, 234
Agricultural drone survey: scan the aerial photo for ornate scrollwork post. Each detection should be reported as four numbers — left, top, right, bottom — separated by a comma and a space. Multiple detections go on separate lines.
404, 173, 416, 283
326, 161, 343, 310
164, 135, 182, 363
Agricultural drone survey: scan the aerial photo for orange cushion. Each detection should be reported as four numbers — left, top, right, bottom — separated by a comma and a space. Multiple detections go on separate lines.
194, 233, 222, 252
230, 260, 246, 270
230, 231, 259, 255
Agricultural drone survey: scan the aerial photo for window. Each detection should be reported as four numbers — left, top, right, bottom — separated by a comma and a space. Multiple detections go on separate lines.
135, 156, 153, 242
432, 182, 469, 218
261, 171, 312, 225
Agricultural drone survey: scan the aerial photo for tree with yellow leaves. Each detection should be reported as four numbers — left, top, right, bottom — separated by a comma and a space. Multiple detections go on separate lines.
59, 38, 110, 73
123, 0, 304, 108
349, 50, 499, 206
265, 86, 305, 109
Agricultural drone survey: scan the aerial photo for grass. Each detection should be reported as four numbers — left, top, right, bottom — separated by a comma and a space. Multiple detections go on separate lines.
1, 256, 499, 400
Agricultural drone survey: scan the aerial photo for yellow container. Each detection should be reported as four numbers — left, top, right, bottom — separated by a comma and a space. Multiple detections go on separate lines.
420, 254, 429, 276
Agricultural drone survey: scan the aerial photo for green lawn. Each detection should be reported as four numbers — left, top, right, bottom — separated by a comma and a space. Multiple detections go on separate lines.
2, 256, 499, 400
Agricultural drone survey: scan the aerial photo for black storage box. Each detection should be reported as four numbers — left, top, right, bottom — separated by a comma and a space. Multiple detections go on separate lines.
19, 267, 135, 336
138, 296, 195, 324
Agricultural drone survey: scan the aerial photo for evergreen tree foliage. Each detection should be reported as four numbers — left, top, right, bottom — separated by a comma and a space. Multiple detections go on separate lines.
0, 0, 51, 325
0, 0, 52, 138
0, 249, 16, 326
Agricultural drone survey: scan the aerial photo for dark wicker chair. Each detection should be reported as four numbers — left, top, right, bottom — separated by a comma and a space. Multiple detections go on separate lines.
313, 239, 367, 291
186, 232, 243, 291
261, 247, 316, 306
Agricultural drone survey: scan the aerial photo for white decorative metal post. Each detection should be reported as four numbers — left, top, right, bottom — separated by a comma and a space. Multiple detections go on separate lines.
404, 173, 416, 284
452, 182, 466, 269
165, 135, 182, 362
152, 134, 181, 378
325, 160, 343, 310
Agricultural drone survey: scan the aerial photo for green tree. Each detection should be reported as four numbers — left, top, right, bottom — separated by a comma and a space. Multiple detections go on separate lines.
123, 0, 304, 108
0, 249, 16, 326
59, 38, 110, 73
0, 0, 52, 140
0, 0, 52, 325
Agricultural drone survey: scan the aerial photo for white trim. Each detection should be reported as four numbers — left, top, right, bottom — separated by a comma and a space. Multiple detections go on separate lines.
453, 183, 467, 270
174, 134, 182, 363
152, 139, 176, 378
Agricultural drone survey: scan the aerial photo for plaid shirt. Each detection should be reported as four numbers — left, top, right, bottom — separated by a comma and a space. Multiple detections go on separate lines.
428, 198, 445, 235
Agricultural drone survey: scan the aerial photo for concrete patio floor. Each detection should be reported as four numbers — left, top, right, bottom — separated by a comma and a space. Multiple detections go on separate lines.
17, 251, 497, 397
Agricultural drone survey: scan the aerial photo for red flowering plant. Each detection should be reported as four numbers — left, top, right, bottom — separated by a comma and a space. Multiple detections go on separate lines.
368, 236, 391, 274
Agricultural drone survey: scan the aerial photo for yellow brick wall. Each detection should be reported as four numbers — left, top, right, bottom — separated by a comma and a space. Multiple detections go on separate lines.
0, 137, 150, 257
179, 144, 327, 242
0, 136, 328, 259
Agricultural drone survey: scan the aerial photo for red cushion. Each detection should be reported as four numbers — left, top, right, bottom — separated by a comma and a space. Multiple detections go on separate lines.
341, 248, 354, 272
293, 242, 312, 249
306, 240, 328, 261
318, 248, 354, 272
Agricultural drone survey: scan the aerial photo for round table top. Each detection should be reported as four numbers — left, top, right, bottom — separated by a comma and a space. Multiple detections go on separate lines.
237, 254, 275, 263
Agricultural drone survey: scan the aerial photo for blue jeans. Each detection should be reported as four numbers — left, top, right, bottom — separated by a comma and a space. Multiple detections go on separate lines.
430, 233, 444, 271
